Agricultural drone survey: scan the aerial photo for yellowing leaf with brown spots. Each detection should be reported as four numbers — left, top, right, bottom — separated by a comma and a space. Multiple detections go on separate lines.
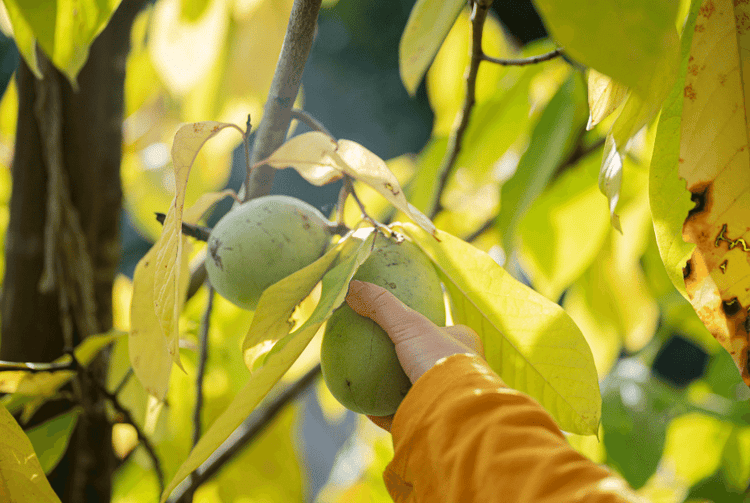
260, 132, 436, 235
0, 403, 60, 502
679, 0, 750, 385
131, 191, 234, 407
153, 122, 241, 369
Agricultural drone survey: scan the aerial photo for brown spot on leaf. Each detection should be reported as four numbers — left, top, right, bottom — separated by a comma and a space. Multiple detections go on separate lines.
699, 1, 715, 18
722, 298, 741, 316
687, 183, 711, 219
719, 260, 728, 273
684, 84, 697, 100
683, 259, 692, 279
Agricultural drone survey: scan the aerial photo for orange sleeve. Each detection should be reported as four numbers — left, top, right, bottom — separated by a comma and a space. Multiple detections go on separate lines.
383, 353, 647, 503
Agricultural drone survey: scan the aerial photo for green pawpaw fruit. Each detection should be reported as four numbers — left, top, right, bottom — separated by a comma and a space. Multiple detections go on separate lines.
205, 195, 333, 310
321, 232, 445, 416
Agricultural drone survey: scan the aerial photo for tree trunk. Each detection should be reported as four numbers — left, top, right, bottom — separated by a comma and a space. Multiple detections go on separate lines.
1, 0, 144, 500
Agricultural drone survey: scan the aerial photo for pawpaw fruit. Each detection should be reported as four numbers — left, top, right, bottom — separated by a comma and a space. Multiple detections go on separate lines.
205, 195, 333, 310
321, 233, 445, 416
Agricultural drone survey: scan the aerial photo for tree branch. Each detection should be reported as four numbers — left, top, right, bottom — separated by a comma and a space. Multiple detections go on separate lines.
290, 109, 334, 138
427, 0, 493, 219
243, 0, 323, 201
482, 48, 563, 66
168, 364, 322, 502
183, 284, 214, 502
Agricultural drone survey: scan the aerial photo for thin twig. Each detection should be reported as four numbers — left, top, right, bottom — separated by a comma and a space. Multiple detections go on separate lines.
464, 217, 496, 243
482, 48, 563, 66
92, 374, 165, 492
112, 368, 134, 396
0, 358, 77, 372
243, 0, 323, 201
244, 115, 252, 189
167, 364, 322, 502
186, 284, 214, 498
290, 109, 335, 138
155, 213, 211, 242
428, 0, 493, 219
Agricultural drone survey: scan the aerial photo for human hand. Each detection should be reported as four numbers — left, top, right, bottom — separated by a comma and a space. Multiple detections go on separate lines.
345, 280, 484, 430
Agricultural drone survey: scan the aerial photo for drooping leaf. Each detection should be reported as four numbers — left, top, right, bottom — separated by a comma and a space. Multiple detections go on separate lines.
586, 69, 629, 130
242, 234, 346, 371
398, 0, 465, 96
1, 0, 123, 86
650, 0, 703, 299
532, 0, 680, 91
25, 408, 80, 474
677, 0, 750, 385
0, 403, 61, 502
153, 122, 240, 370
598, 46, 679, 231
497, 73, 587, 258
260, 132, 436, 235
160, 231, 375, 502
399, 223, 601, 435
130, 189, 232, 431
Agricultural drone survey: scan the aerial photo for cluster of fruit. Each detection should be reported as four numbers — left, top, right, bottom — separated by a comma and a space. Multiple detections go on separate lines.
205, 195, 444, 416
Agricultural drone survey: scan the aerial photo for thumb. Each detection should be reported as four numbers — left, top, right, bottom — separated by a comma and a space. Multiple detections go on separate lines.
346, 280, 437, 343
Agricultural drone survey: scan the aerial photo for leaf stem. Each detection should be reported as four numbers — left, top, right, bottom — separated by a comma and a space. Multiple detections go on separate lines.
290, 109, 335, 139
482, 48, 563, 66
428, 0, 492, 219
243, 0, 323, 201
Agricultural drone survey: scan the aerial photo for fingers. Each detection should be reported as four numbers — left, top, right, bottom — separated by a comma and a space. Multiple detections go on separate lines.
443, 324, 484, 356
346, 280, 435, 340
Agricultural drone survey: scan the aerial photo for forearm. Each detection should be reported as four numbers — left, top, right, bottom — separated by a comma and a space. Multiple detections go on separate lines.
384, 354, 644, 503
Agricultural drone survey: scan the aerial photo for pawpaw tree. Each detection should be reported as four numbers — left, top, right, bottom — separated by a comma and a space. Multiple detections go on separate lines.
0, 0, 748, 502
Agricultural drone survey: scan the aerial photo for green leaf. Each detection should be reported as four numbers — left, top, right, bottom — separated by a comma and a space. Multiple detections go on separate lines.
497, 73, 587, 257
2, 0, 124, 86
398, 0, 465, 96
601, 360, 674, 489
400, 223, 601, 435
531, 0, 680, 91
25, 408, 80, 474
721, 427, 750, 491
649, 0, 703, 299
160, 230, 375, 503
518, 149, 610, 302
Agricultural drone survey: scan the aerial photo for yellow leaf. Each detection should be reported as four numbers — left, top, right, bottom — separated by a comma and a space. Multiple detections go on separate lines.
426, 8, 514, 136
242, 236, 344, 371
398, 0, 466, 96
154, 122, 240, 369
586, 69, 629, 130
0, 403, 60, 502
131, 190, 232, 408
679, 0, 750, 385
399, 223, 601, 435
261, 132, 436, 236
149, 0, 229, 95
0, 331, 124, 398
160, 231, 374, 502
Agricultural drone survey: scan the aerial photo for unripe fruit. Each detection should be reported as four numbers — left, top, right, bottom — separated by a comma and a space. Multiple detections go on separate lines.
321, 233, 445, 416
206, 195, 332, 310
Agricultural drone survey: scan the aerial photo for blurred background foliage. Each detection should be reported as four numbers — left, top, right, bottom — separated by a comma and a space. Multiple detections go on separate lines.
0, 0, 748, 501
